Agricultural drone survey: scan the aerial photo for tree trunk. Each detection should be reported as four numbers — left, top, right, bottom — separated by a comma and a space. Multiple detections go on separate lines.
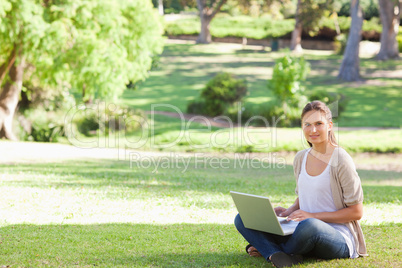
376, 0, 400, 60
158, 0, 164, 16
338, 0, 363, 81
290, 0, 303, 52
197, 15, 213, 44
0, 53, 25, 140
196, 0, 227, 44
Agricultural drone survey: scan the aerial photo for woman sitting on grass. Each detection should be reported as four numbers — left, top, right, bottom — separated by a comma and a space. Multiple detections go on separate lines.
234, 101, 367, 267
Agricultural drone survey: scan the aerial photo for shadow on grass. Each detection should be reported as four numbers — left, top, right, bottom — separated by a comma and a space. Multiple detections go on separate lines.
1, 222, 401, 267
1, 157, 401, 205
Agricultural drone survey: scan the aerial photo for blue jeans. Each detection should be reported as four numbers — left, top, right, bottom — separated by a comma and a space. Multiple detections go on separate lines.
234, 214, 350, 260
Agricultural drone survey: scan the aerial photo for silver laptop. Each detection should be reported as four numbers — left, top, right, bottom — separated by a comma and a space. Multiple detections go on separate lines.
230, 191, 298, 236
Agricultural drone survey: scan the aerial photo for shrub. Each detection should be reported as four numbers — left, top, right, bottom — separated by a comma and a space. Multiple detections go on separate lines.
268, 55, 310, 109
188, 72, 247, 117
164, 15, 295, 39
164, 15, 384, 41
22, 108, 65, 142
238, 101, 301, 127
74, 102, 145, 136
186, 100, 206, 115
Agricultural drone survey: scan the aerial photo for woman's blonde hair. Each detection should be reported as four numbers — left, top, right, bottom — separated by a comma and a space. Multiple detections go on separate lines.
301, 100, 338, 147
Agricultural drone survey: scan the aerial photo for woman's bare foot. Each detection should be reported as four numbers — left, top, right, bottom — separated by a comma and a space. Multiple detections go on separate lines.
246, 245, 262, 257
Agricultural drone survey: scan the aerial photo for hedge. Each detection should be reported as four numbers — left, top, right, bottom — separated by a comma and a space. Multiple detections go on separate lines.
165, 15, 399, 42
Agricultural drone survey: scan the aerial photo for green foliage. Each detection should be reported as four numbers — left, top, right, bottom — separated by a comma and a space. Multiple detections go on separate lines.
268, 55, 310, 107
202, 73, 247, 104
74, 102, 145, 136
186, 99, 206, 115
151, 0, 196, 14
298, 0, 336, 34
337, 0, 379, 20
0, 0, 164, 102
334, 33, 348, 54
239, 101, 301, 127
165, 16, 201, 36
23, 108, 65, 142
165, 15, 295, 39
165, 14, 385, 41
188, 72, 247, 117
397, 34, 402, 53
211, 15, 295, 39
362, 17, 382, 33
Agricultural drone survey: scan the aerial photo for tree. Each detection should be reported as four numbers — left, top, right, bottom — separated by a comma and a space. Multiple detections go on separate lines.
158, 0, 164, 15
291, 0, 303, 51
0, 0, 164, 140
290, 0, 335, 51
196, 0, 227, 44
376, 0, 401, 60
338, 0, 363, 81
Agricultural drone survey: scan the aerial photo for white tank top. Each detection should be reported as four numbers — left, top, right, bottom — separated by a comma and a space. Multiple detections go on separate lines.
298, 148, 358, 258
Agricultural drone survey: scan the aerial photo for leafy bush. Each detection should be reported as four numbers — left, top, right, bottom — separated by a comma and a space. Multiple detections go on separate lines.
268, 55, 310, 109
164, 15, 295, 39
188, 72, 247, 117
16, 86, 76, 142
211, 15, 295, 39
186, 100, 206, 115
23, 109, 65, 142
165, 15, 385, 41
74, 102, 145, 136
239, 101, 301, 127
165, 17, 200, 36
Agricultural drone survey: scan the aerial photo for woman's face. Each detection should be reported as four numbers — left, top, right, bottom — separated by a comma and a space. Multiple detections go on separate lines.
302, 110, 332, 146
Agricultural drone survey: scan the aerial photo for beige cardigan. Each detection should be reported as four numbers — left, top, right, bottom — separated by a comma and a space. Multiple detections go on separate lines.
293, 147, 368, 257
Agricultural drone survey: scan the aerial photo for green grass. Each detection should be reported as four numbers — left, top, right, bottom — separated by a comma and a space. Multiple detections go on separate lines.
0, 147, 401, 267
121, 42, 402, 128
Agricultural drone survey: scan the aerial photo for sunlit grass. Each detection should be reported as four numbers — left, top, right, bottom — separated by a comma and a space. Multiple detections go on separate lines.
0, 141, 401, 267
1, 151, 401, 267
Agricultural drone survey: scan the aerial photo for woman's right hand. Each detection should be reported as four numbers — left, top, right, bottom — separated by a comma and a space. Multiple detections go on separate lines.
274, 206, 290, 217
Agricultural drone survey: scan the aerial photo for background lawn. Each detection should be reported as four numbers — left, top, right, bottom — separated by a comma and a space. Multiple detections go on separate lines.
121, 41, 402, 128
0, 142, 401, 267
64, 41, 402, 155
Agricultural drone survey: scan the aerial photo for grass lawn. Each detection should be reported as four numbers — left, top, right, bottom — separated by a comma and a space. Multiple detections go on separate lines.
121, 41, 402, 128
0, 142, 401, 267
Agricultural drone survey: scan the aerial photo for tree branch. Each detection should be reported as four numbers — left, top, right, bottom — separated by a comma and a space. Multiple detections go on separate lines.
0, 47, 17, 86
211, 0, 227, 18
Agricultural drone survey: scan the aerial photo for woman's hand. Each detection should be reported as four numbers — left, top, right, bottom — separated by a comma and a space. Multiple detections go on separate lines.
274, 198, 300, 217
287, 209, 314, 222
274, 206, 292, 217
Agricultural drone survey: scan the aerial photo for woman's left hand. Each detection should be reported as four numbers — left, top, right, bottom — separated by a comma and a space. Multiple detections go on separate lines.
287, 209, 315, 222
